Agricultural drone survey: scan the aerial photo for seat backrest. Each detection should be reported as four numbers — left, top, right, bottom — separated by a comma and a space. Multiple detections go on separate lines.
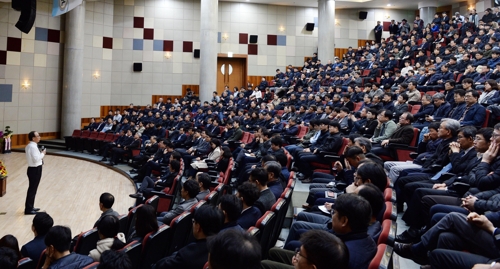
118, 214, 129, 235
287, 173, 295, 189
206, 190, 219, 206
88, 131, 99, 139
338, 138, 350, 155
191, 200, 207, 213
36, 249, 46, 269
17, 257, 34, 269
270, 198, 288, 249
354, 102, 363, 112
103, 133, 115, 142
247, 226, 261, 242
383, 201, 397, 221
145, 195, 159, 212
118, 240, 142, 269
483, 109, 490, 128
377, 219, 397, 245
368, 244, 392, 269
410, 104, 421, 115
241, 132, 250, 143
96, 132, 107, 140
255, 211, 277, 259
140, 224, 171, 269
82, 262, 99, 269
167, 211, 194, 255
410, 128, 419, 147
127, 204, 144, 239
72, 129, 82, 137
73, 228, 99, 255
383, 188, 392, 202
157, 175, 181, 213
297, 126, 308, 138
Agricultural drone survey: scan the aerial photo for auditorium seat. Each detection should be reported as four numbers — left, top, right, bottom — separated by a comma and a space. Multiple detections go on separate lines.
377, 219, 397, 246
139, 224, 171, 269
64, 129, 81, 150
167, 211, 194, 256
17, 257, 34, 269
368, 244, 392, 269
73, 228, 99, 255
383, 201, 397, 221
118, 240, 142, 269
254, 211, 277, 259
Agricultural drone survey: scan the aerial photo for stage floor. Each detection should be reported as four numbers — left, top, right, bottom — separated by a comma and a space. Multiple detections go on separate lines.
0, 152, 135, 246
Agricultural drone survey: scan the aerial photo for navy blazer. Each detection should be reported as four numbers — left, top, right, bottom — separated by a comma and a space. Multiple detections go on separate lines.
460, 103, 486, 127
237, 206, 262, 230
153, 239, 208, 269
433, 102, 452, 121
414, 104, 435, 121
284, 125, 299, 136
21, 236, 46, 266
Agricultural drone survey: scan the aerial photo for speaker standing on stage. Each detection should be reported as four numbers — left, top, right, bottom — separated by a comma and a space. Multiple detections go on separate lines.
25, 131, 46, 215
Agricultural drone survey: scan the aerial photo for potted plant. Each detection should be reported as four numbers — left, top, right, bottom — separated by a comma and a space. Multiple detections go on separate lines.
0, 160, 7, 196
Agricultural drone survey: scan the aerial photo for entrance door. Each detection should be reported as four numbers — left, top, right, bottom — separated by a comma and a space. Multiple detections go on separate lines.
217, 57, 247, 95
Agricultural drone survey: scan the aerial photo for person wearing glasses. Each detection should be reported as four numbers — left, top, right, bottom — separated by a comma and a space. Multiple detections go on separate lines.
459, 90, 486, 128
25, 131, 46, 215
262, 194, 373, 269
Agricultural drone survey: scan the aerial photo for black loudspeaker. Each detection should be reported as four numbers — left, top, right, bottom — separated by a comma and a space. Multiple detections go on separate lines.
13, 0, 37, 34
249, 35, 258, 44
133, 63, 142, 72
305, 23, 315, 31
194, 49, 200, 58
359, 11, 368, 20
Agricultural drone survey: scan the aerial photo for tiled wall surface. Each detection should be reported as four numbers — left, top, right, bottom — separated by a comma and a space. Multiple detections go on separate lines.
0, 0, 429, 134
0, 0, 62, 134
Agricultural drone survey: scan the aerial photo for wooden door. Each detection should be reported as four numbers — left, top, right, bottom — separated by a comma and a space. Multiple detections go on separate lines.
217, 57, 246, 95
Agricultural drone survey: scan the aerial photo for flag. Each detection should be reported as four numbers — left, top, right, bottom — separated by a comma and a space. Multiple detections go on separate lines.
52, 0, 83, 17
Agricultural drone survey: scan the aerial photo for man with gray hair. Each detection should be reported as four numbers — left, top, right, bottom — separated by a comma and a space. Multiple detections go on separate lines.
394, 118, 460, 211
264, 161, 284, 200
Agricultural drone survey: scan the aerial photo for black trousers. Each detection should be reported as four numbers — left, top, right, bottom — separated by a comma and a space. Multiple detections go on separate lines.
25, 165, 42, 211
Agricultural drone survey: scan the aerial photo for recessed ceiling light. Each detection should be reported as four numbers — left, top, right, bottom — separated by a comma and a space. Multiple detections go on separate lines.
387, 3, 392, 6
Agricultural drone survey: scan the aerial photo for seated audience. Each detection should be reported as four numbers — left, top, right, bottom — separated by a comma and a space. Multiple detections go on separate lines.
42, 226, 94, 268
208, 229, 261, 269
21, 212, 54, 266
89, 215, 126, 262
158, 179, 199, 225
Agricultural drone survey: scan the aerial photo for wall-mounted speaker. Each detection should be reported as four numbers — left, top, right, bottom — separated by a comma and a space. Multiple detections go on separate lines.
359, 11, 368, 20
194, 49, 200, 58
13, 0, 37, 34
133, 63, 142, 72
249, 35, 258, 44
305, 23, 315, 31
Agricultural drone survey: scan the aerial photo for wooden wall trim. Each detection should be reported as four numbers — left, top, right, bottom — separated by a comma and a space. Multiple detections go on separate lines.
10, 132, 61, 148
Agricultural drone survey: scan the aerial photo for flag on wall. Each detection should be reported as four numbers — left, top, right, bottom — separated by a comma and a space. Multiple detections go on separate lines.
52, 0, 82, 17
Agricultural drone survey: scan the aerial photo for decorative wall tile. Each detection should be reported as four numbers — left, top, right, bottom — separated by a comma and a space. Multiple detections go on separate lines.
0, 84, 13, 102
103, 37, 113, 49
182, 41, 192, 52
47, 29, 60, 43
133, 39, 143, 50
21, 39, 35, 53
267, 34, 277, 45
7, 37, 22, 52
153, 40, 163, 51
133, 17, 144, 28
277, 35, 286, 46
239, 33, 248, 44
143, 28, 154, 39
163, 40, 174, 51
248, 44, 258, 55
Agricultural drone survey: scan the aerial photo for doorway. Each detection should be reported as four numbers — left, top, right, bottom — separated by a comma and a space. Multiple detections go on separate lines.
217, 56, 247, 95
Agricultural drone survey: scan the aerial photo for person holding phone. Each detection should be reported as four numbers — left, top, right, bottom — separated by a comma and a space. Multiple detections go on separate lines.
25, 131, 46, 215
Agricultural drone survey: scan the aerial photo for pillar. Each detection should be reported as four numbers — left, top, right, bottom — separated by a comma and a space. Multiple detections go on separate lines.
61, 2, 85, 137
318, 0, 335, 64
199, 0, 218, 103
418, 1, 437, 27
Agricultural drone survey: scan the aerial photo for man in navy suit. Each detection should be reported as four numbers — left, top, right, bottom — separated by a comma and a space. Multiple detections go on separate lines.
21, 212, 54, 266
172, 127, 188, 147
460, 90, 486, 128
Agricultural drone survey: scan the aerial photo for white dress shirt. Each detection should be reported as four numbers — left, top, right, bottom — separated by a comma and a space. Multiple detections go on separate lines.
25, 141, 44, 167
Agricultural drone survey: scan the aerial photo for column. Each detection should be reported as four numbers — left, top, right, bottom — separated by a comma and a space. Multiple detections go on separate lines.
61, 2, 85, 137
199, 0, 218, 102
418, 1, 437, 27
318, 0, 335, 64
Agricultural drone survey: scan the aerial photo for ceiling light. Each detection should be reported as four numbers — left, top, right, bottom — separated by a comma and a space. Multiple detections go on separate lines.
387, 3, 392, 6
